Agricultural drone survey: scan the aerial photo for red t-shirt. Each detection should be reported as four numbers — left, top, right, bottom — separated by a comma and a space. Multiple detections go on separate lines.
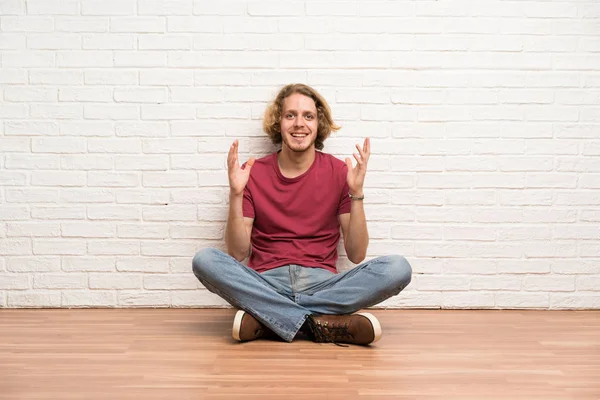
243, 151, 351, 273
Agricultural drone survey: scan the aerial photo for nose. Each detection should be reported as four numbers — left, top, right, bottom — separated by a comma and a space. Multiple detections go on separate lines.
293, 116, 304, 127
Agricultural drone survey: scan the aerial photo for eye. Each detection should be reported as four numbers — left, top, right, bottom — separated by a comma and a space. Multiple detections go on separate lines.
306, 114, 314, 120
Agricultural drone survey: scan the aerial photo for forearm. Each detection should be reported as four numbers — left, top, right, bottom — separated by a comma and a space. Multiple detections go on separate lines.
345, 199, 369, 264
225, 192, 250, 261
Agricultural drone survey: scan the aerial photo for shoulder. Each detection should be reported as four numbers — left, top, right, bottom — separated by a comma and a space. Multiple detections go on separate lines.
317, 151, 347, 171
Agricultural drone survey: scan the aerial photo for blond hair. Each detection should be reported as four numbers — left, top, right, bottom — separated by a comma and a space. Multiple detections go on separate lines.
263, 83, 340, 151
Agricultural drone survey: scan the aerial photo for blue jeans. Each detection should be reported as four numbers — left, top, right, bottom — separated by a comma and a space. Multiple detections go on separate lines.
192, 248, 412, 342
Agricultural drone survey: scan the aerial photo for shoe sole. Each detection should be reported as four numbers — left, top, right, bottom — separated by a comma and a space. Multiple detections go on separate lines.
356, 312, 382, 343
232, 310, 245, 342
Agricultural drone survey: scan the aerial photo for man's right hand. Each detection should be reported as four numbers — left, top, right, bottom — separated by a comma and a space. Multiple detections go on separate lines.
227, 140, 255, 196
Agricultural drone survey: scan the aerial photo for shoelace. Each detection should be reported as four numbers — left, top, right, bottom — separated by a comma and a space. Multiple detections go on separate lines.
306, 317, 353, 347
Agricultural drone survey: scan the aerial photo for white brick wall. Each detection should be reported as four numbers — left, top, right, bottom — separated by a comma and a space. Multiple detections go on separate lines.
1, 0, 599, 310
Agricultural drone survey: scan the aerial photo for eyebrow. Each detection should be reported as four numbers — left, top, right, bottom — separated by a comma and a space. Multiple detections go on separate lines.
284, 109, 316, 114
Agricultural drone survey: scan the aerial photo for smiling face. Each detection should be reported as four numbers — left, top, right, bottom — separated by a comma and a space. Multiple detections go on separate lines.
279, 93, 319, 153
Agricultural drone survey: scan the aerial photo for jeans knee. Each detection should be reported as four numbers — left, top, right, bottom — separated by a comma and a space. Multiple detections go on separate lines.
386, 255, 412, 290
192, 248, 221, 279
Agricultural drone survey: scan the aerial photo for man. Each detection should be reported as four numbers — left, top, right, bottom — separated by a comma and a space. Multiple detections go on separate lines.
192, 83, 412, 346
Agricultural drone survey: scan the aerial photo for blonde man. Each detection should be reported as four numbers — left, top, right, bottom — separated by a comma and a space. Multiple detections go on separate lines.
193, 84, 412, 345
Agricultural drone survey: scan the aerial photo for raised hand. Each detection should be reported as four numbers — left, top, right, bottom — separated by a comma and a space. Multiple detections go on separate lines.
345, 137, 370, 197
227, 140, 255, 196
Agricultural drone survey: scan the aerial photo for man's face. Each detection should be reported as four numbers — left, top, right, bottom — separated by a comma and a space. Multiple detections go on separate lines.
279, 93, 318, 153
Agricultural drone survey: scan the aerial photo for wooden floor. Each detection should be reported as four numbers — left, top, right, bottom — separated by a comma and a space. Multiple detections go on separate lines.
0, 309, 599, 400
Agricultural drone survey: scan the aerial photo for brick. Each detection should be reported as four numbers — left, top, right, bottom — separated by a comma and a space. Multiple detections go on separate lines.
6, 188, 59, 205
60, 188, 115, 203
61, 222, 116, 238
84, 69, 137, 85
83, 34, 134, 49
144, 274, 197, 290
30, 104, 83, 120
170, 188, 225, 204
0, 239, 31, 256
143, 171, 197, 187
142, 138, 197, 154
7, 222, 61, 237
87, 172, 138, 187
84, 104, 139, 120
1, 16, 53, 32
116, 122, 169, 137
118, 291, 169, 307
115, 155, 169, 171
57, 51, 113, 67
166, 16, 222, 32
171, 121, 226, 137
116, 257, 169, 273
114, 88, 167, 103
114, 51, 167, 67
170, 224, 223, 240
143, 206, 196, 222
0, 104, 28, 119
89, 273, 141, 289
31, 171, 86, 187
27, 34, 81, 50
0, 274, 29, 289
87, 205, 141, 220
63, 257, 116, 272
550, 294, 600, 309
61, 155, 114, 171
115, 189, 169, 205
0, 68, 27, 84
62, 291, 116, 307
82, 0, 135, 16
55, 17, 108, 32
33, 240, 85, 255
6, 257, 60, 273
117, 224, 168, 239
5, 155, 59, 170
141, 105, 195, 120
443, 260, 497, 275
495, 292, 549, 309
5, 87, 58, 102
33, 273, 86, 289
88, 240, 139, 255
59, 88, 112, 102
193, 1, 244, 15
391, 225, 441, 240
111, 17, 165, 33
87, 138, 142, 153
29, 70, 82, 85
0, 171, 27, 186
0, 0, 25, 15
8, 292, 61, 307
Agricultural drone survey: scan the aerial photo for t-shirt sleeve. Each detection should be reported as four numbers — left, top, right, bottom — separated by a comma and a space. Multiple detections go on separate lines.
240, 161, 255, 219
242, 185, 255, 218
337, 165, 351, 215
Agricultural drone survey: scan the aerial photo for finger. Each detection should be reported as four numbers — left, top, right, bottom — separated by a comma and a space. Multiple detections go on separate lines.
365, 137, 370, 154
353, 153, 363, 165
227, 142, 236, 168
345, 157, 353, 170
243, 157, 255, 171
355, 143, 365, 159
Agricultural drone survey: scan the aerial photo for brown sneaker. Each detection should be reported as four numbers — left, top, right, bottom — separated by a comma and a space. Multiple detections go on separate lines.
305, 313, 382, 346
232, 310, 274, 342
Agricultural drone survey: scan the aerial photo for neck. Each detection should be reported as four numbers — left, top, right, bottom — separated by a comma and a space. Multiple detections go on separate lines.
278, 145, 316, 178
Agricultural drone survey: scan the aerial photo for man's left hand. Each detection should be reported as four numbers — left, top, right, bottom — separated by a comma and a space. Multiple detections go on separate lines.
345, 137, 370, 197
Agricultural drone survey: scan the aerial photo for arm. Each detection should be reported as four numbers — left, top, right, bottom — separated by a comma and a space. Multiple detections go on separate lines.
339, 137, 371, 264
224, 139, 255, 261
339, 205, 368, 264
225, 193, 254, 261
